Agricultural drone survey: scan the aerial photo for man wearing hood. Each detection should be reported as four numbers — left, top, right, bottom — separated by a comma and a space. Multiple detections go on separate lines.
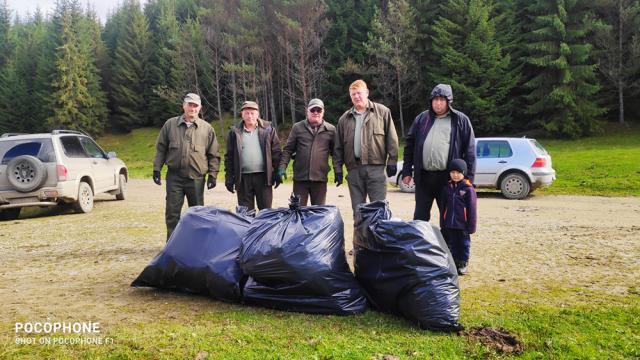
401, 84, 476, 222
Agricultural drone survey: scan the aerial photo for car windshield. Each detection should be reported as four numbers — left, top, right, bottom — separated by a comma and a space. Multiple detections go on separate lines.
530, 139, 549, 155
0, 138, 55, 165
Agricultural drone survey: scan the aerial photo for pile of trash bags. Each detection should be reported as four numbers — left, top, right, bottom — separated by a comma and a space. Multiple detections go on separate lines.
132, 198, 462, 330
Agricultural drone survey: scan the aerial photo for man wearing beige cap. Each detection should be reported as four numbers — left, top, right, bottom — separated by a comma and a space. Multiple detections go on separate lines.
224, 100, 281, 210
278, 98, 337, 206
153, 93, 220, 239
335, 79, 399, 213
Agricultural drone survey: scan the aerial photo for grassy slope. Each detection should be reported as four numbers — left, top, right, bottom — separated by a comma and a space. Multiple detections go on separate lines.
97, 122, 640, 196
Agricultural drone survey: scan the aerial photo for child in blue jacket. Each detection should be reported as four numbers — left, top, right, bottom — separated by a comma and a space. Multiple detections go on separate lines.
439, 159, 477, 275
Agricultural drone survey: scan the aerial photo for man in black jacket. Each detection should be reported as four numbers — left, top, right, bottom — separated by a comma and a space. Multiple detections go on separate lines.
402, 84, 476, 221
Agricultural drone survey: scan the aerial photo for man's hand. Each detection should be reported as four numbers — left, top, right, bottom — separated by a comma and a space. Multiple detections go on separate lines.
273, 171, 283, 189
386, 164, 397, 178
225, 179, 235, 193
335, 172, 343, 187
207, 175, 216, 189
153, 171, 161, 185
402, 176, 412, 185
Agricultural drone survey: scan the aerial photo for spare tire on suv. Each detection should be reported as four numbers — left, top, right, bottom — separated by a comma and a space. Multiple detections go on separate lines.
6, 155, 47, 193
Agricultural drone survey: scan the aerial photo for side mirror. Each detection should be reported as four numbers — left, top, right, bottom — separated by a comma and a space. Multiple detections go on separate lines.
106, 151, 117, 159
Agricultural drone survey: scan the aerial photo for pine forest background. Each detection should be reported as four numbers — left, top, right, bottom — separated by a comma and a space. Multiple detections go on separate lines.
0, 0, 639, 139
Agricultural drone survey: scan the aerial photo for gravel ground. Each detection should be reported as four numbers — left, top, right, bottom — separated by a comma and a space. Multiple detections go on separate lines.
1, 180, 638, 328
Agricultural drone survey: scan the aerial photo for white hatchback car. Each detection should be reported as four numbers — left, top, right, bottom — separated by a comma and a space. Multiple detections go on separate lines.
0, 130, 128, 220
389, 137, 556, 199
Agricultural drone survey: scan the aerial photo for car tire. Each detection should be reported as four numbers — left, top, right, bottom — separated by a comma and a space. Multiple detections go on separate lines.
74, 181, 94, 213
115, 174, 127, 200
500, 173, 530, 199
6, 155, 47, 193
397, 174, 416, 193
0, 207, 21, 221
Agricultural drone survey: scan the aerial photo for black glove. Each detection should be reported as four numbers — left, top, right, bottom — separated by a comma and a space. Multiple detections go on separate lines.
153, 171, 161, 185
225, 179, 235, 193
207, 175, 216, 189
273, 171, 283, 189
335, 172, 343, 187
386, 164, 397, 178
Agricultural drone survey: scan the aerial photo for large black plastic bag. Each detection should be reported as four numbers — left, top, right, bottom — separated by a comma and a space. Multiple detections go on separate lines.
131, 206, 253, 303
354, 201, 462, 331
239, 200, 368, 315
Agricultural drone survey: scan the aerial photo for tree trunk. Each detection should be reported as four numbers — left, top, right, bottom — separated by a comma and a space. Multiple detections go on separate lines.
617, 0, 625, 124
396, 69, 405, 139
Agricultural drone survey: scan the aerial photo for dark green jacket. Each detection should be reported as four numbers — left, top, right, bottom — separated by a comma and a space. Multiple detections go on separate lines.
153, 115, 220, 178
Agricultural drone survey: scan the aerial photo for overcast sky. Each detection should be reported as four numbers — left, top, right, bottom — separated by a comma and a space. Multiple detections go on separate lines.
5, 0, 145, 24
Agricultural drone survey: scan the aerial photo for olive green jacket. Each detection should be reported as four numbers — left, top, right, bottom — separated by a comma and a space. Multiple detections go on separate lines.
153, 116, 220, 179
334, 100, 399, 172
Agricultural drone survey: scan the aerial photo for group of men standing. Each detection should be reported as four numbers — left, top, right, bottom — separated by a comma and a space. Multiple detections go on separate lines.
153, 80, 475, 244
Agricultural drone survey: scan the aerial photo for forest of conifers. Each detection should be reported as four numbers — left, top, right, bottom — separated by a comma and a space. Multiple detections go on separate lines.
0, 0, 638, 138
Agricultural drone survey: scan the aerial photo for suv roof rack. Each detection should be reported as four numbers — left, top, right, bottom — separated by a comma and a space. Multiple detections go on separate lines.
51, 129, 85, 135
0, 133, 29, 138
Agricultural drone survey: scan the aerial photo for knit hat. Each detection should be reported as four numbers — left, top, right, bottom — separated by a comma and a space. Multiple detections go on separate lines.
449, 159, 467, 175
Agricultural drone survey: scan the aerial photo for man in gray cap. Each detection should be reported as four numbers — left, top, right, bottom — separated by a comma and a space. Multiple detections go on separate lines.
153, 93, 220, 239
224, 100, 281, 210
402, 84, 476, 221
278, 98, 337, 206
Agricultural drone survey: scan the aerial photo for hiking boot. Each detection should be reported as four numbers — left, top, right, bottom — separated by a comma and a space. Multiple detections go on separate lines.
455, 260, 468, 276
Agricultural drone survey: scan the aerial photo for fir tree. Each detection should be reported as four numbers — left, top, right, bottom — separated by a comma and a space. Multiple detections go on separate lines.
524, 0, 605, 138
110, 0, 152, 131
431, 0, 518, 134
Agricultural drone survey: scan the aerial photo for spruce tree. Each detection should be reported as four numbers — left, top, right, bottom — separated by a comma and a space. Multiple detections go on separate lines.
110, 0, 152, 131
431, 0, 517, 134
366, 0, 419, 138
0, 0, 11, 68
524, 0, 605, 138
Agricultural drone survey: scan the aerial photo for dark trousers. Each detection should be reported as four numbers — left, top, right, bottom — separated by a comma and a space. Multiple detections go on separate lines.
441, 228, 471, 262
165, 171, 205, 240
414, 170, 449, 221
293, 181, 327, 206
237, 172, 272, 210
346, 165, 387, 213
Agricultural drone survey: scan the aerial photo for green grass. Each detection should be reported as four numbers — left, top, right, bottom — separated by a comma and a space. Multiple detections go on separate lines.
537, 123, 640, 196
3, 288, 638, 358
96, 122, 640, 196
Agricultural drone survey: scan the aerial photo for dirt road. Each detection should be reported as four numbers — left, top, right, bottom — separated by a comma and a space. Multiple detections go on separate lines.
1, 180, 638, 328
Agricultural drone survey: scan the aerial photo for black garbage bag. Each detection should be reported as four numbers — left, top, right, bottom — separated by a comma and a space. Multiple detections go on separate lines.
131, 206, 253, 303
239, 197, 368, 315
354, 201, 462, 331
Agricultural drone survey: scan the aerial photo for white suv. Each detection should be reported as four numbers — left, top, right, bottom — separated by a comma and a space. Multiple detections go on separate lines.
0, 130, 128, 220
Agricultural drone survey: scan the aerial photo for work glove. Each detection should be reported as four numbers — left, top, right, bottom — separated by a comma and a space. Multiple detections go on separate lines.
335, 172, 343, 187
225, 179, 235, 193
277, 168, 287, 180
152, 171, 161, 185
207, 175, 216, 189
386, 164, 397, 178
273, 171, 283, 189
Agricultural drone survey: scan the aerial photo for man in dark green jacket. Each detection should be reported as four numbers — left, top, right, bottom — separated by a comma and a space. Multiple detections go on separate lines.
224, 101, 281, 210
153, 93, 220, 239
278, 98, 337, 206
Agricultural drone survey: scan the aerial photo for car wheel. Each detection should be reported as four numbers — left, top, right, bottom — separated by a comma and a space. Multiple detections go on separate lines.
6, 155, 47, 193
74, 181, 94, 213
0, 207, 21, 221
115, 174, 127, 200
398, 175, 415, 193
500, 173, 530, 199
